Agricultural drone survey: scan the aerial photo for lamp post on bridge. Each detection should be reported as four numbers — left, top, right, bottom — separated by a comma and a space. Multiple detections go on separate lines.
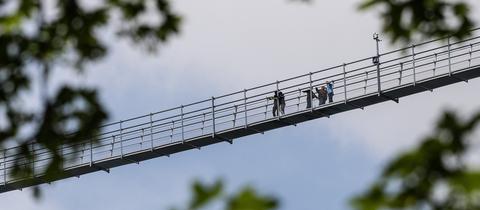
373, 33, 382, 95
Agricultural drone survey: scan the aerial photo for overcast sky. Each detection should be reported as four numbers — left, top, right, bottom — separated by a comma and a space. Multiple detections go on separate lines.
2, 0, 480, 210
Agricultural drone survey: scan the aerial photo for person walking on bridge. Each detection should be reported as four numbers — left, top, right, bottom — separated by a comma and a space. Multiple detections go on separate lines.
278, 91, 285, 115
268, 91, 280, 117
316, 86, 327, 105
326, 81, 334, 103
302, 89, 316, 109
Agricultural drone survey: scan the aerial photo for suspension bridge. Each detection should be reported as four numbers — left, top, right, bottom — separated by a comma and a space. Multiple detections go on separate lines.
1, 30, 480, 194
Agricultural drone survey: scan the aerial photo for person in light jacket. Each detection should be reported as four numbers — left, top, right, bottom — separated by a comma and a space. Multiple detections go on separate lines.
326, 81, 334, 103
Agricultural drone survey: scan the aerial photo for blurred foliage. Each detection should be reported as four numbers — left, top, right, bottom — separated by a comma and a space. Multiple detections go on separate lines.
0, 0, 180, 197
0, 0, 478, 200
171, 179, 279, 210
351, 110, 480, 210
359, 0, 476, 44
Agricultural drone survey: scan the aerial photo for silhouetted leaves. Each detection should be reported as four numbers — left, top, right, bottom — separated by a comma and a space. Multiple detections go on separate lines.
0, 0, 180, 198
173, 179, 279, 210
110, 0, 181, 52
352, 110, 480, 210
359, 0, 475, 44
227, 187, 279, 210
189, 180, 223, 210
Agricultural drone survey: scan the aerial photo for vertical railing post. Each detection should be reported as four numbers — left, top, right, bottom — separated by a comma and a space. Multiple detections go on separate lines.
59, 138, 64, 169
170, 120, 174, 141
297, 89, 301, 111
81, 143, 85, 162
181, 105, 185, 143
469, 44, 473, 68
31, 143, 35, 178
243, 89, 248, 128
364, 71, 368, 94
140, 128, 144, 147
264, 98, 268, 119
119, 121, 123, 158
448, 37, 452, 76
202, 113, 206, 134
111, 135, 115, 156
399, 62, 404, 85
433, 53, 437, 76
89, 138, 93, 167
3, 149, 6, 186
343, 64, 347, 103
376, 60, 382, 95
150, 113, 154, 151
309, 72, 313, 110
233, 105, 237, 127
412, 45, 417, 86
276, 80, 280, 117
211, 97, 216, 137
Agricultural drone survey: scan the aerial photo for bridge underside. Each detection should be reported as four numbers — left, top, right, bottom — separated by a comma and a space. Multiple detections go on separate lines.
1, 66, 479, 193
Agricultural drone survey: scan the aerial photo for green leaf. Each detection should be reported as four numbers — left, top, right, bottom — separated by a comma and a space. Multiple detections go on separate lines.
188, 179, 224, 210
449, 171, 480, 193
227, 187, 278, 210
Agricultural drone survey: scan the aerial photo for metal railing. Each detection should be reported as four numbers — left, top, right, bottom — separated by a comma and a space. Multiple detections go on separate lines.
2, 29, 480, 187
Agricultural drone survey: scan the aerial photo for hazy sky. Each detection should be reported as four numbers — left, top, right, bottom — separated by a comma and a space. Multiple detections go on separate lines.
2, 0, 480, 210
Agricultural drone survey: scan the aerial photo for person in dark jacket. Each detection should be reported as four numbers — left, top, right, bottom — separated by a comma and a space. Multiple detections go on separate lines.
302, 89, 316, 109
267, 91, 279, 117
278, 91, 285, 115
316, 86, 327, 105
